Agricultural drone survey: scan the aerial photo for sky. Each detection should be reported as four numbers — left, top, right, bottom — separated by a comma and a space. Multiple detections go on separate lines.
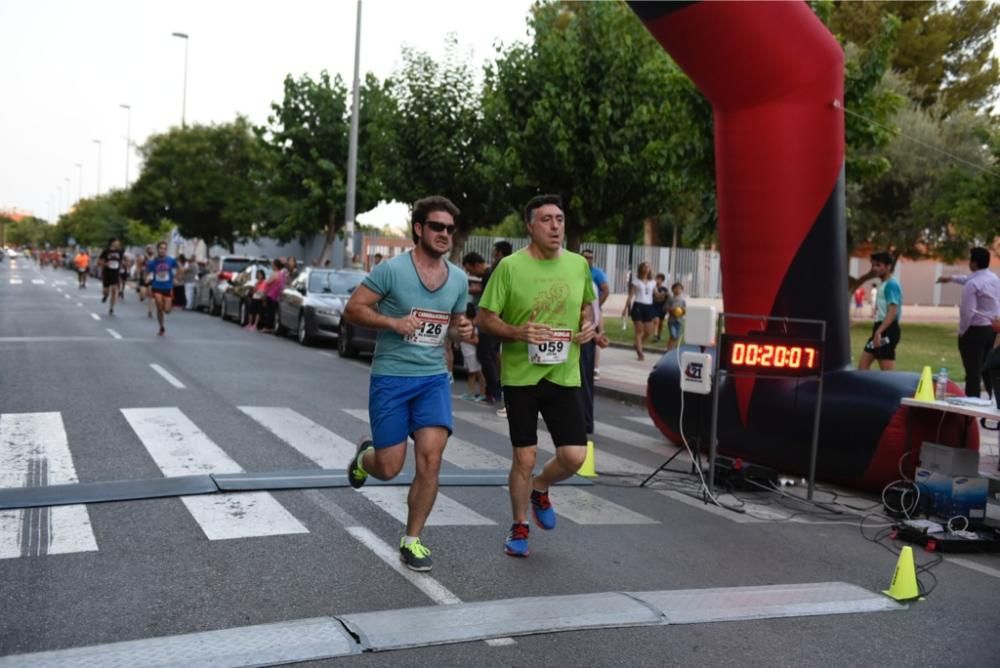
0, 0, 535, 228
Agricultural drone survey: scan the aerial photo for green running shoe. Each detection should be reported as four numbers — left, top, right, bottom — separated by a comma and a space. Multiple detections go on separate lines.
399, 537, 433, 572
348, 439, 373, 489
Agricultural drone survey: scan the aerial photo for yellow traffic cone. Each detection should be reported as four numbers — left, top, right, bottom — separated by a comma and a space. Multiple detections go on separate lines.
577, 440, 597, 478
882, 545, 921, 602
914, 366, 935, 402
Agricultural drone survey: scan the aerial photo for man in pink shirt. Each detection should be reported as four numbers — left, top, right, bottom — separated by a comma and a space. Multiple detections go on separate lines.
937, 247, 1000, 397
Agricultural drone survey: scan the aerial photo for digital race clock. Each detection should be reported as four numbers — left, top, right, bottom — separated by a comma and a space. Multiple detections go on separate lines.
719, 334, 823, 377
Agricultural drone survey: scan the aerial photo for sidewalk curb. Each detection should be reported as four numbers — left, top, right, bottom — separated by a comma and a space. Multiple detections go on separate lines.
607, 341, 669, 355
594, 381, 646, 407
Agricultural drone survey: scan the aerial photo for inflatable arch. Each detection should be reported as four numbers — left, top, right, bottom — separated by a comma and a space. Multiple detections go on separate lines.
628, 1, 977, 491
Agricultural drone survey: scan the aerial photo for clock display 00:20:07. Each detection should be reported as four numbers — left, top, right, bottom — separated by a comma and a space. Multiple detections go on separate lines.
729, 342, 818, 369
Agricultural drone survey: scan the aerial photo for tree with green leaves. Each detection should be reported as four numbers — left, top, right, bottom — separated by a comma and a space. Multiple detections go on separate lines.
129, 117, 265, 250
56, 192, 131, 249
256, 71, 384, 264
827, 0, 1000, 114
371, 38, 509, 255
481, 1, 715, 249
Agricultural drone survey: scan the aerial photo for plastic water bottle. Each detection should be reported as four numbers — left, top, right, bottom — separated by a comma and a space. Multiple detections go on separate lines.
935, 368, 948, 400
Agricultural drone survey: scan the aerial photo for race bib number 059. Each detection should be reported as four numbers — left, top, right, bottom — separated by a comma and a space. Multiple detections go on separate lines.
404, 308, 450, 347
528, 329, 572, 365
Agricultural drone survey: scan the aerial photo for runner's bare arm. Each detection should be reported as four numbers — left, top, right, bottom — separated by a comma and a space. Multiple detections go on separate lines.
477, 307, 552, 344
575, 302, 596, 344
343, 284, 420, 336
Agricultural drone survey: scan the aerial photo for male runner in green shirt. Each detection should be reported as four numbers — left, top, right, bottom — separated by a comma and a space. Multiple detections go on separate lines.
478, 194, 597, 557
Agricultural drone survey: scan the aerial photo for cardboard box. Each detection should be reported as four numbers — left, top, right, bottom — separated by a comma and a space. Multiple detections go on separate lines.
950, 476, 988, 520
919, 442, 980, 477
915, 467, 988, 521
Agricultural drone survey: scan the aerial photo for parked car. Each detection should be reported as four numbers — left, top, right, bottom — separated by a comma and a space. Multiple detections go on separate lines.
195, 256, 261, 315
275, 268, 370, 346
220, 263, 271, 325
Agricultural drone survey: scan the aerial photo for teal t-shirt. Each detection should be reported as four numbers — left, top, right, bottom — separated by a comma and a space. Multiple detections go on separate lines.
362, 252, 469, 377
876, 276, 902, 322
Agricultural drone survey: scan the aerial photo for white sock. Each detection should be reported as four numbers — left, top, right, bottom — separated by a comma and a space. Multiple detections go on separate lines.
402, 535, 419, 546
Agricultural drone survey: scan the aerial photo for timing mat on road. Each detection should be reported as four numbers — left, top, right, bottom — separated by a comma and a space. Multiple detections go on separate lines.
0, 469, 592, 510
0, 582, 903, 667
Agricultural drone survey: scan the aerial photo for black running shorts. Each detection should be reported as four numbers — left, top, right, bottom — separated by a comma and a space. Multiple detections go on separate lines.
102, 270, 120, 288
867, 320, 901, 361
503, 379, 587, 448
151, 287, 173, 299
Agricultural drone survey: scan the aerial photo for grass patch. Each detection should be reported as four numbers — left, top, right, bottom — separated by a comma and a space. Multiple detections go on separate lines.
604, 317, 964, 380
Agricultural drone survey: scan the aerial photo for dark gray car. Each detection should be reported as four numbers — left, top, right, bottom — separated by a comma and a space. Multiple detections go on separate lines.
276, 268, 371, 347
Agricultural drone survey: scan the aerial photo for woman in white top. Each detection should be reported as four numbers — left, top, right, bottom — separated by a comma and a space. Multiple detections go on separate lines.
623, 261, 657, 360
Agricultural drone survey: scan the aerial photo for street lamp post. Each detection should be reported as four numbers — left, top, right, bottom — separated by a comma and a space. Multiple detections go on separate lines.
93, 139, 102, 196
74, 163, 83, 201
343, 0, 362, 267
120, 104, 132, 187
64, 177, 71, 210
171, 32, 189, 127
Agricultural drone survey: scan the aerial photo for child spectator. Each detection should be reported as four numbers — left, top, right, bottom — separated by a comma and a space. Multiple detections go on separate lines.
652, 273, 670, 342
665, 282, 687, 350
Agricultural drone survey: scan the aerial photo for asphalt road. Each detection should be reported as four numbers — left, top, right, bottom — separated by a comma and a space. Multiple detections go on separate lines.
1, 258, 999, 667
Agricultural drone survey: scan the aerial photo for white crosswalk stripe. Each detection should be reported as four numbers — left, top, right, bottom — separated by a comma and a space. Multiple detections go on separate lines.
453, 410, 651, 475
357, 487, 496, 526
121, 407, 308, 540
0, 413, 98, 559
347, 409, 659, 526
240, 406, 358, 467
341, 408, 511, 470
624, 416, 655, 428
592, 420, 674, 454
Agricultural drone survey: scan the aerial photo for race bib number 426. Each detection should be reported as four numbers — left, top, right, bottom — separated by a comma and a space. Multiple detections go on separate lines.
528, 329, 572, 365
404, 308, 450, 347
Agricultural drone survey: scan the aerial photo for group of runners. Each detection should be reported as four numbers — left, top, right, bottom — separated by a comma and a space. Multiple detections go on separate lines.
68, 239, 180, 335
343, 194, 599, 572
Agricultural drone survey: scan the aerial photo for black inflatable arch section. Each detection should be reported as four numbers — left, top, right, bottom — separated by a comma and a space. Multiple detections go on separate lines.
629, 1, 976, 491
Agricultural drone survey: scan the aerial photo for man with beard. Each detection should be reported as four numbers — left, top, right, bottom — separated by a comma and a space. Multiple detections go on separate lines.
342, 195, 474, 573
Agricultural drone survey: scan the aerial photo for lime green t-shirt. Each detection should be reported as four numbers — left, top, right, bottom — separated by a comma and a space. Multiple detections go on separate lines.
479, 249, 597, 388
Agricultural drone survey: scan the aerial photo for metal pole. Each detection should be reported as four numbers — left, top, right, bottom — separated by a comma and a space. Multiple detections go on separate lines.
807, 322, 827, 500
120, 104, 131, 187
343, 0, 362, 268
64, 178, 71, 210
74, 163, 82, 200
172, 32, 189, 127
93, 139, 102, 195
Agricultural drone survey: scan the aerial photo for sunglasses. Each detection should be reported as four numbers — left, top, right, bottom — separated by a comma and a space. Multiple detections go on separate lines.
424, 220, 457, 235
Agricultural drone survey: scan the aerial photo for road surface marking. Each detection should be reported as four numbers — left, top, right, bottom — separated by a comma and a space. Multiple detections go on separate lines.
343, 408, 511, 470
76, 302, 83, 307
358, 487, 497, 526
148, 364, 185, 389
348, 525, 460, 602
593, 420, 674, 453
63, 294, 70, 299
949, 557, 1000, 580
121, 407, 307, 540
0, 413, 98, 559
31, 279, 45, 285
625, 416, 655, 427
239, 406, 357, 466
89, 313, 100, 321
453, 410, 650, 475
9, 279, 22, 285
347, 409, 657, 526
106, 329, 122, 340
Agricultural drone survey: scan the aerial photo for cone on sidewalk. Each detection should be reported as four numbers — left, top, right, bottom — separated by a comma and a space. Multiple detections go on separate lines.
914, 366, 935, 402
882, 545, 921, 602
577, 440, 597, 478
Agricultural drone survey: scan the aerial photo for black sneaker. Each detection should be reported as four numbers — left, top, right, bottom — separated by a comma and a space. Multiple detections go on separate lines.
348, 439, 373, 489
101, 294, 108, 303
399, 537, 433, 572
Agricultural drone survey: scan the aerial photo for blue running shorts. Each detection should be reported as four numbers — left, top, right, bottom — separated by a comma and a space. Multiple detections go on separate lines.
368, 373, 453, 448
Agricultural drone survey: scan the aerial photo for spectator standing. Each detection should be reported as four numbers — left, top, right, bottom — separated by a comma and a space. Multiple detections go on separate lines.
665, 282, 687, 351
172, 254, 188, 308
859, 251, 902, 371
623, 261, 657, 360
652, 273, 669, 342
937, 247, 1000, 397
182, 256, 199, 310
260, 258, 285, 333
285, 256, 300, 283
581, 248, 610, 378
476, 241, 513, 408
245, 269, 267, 330
853, 285, 865, 319
870, 283, 878, 319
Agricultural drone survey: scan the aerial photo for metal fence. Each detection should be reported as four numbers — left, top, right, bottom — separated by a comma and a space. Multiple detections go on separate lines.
362, 233, 721, 298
